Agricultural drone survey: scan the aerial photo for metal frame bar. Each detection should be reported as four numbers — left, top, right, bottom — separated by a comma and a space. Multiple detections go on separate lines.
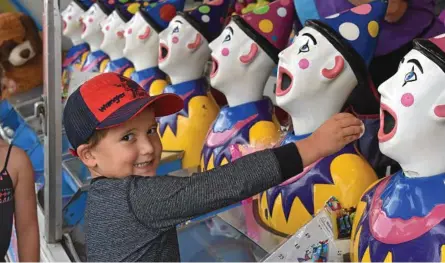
43, 0, 63, 243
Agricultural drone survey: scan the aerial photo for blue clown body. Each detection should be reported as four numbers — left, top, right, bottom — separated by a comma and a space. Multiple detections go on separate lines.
62, 43, 90, 99
157, 78, 220, 169
103, 57, 134, 77
81, 50, 109, 73
352, 171, 445, 262
130, 67, 167, 95
200, 98, 279, 171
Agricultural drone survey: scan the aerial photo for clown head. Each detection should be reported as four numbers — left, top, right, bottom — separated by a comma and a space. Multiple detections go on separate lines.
80, 3, 109, 51
100, 1, 140, 60
378, 34, 445, 177
125, 0, 185, 71
276, 1, 387, 134
158, 0, 231, 84
62, 0, 95, 43
209, 0, 295, 107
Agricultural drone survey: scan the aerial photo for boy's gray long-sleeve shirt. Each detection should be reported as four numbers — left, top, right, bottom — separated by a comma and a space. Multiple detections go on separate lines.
85, 143, 304, 262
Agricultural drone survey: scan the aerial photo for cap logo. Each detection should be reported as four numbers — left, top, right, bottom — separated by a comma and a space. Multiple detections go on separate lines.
99, 92, 125, 112
98, 77, 147, 113
81, 74, 150, 122
114, 75, 147, 98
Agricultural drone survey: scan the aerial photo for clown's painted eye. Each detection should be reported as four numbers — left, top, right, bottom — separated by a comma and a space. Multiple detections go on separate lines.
223, 34, 231, 43
298, 41, 310, 53
173, 26, 179, 33
402, 66, 417, 87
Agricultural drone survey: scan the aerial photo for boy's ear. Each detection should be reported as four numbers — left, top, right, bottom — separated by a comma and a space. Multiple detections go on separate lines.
77, 144, 97, 168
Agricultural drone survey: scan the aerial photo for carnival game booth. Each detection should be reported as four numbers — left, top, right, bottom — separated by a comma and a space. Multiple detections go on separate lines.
3, 0, 445, 261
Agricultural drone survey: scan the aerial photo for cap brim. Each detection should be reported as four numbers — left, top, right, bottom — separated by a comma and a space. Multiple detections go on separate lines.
96, 93, 184, 129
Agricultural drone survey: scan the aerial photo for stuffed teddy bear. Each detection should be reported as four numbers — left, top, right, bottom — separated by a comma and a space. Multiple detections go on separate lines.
0, 12, 43, 99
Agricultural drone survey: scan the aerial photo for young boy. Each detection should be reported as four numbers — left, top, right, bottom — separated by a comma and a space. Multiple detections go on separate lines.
63, 73, 364, 262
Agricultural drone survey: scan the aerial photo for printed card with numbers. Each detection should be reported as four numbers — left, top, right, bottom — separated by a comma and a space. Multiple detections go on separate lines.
263, 209, 344, 262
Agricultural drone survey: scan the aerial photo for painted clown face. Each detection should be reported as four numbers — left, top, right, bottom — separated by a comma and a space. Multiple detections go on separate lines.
275, 26, 356, 116
80, 4, 107, 45
62, 1, 85, 38
378, 47, 445, 177
158, 15, 210, 78
100, 11, 127, 56
209, 20, 274, 96
123, 11, 159, 61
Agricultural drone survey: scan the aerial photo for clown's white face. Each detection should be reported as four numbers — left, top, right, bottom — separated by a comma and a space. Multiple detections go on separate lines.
378, 48, 445, 177
275, 26, 356, 117
62, 1, 85, 41
100, 11, 127, 60
123, 12, 159, 70
80, 4, 107, 50
209, 20, 274, 106
158, 15, 210, 84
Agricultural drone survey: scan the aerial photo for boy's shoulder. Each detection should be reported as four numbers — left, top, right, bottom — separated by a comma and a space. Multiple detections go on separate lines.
89, 175, 173, 195
90, 176, 133, 189
87, 177, 134, 216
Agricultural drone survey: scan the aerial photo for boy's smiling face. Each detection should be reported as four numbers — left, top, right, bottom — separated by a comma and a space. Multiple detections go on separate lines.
79, 107, 162, 178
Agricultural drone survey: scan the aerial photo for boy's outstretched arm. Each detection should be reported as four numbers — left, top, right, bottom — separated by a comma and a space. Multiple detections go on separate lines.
129, 113, 363, 229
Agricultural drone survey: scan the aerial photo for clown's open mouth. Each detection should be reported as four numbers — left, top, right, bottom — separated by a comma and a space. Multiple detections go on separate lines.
383, 110, 395, 134
275, 67, 293, 96
210, 57, 218, 78
158, 43, 169, 62
81, 21, 86, 33
378, 104, 398, 142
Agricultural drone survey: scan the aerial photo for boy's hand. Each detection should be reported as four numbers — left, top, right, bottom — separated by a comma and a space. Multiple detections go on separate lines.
296, 113, 364, 167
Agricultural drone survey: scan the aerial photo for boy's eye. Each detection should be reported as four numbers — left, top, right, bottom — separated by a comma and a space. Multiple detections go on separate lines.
121, 133, 134, 141
173, 26, 179, 33
147, 127, 157, 135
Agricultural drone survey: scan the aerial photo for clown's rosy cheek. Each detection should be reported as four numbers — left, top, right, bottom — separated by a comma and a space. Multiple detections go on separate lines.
221, 48, 229, 56
299, 58, 310, 69
401, 93, 414, 107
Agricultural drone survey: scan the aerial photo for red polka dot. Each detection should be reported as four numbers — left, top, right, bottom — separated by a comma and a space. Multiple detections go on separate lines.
351, 4, 372, 15
208, 0, 223, 6
401, 93, 414, 107
160, 4, 177, 21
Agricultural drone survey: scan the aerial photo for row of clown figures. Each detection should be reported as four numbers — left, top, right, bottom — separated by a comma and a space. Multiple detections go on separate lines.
62, 0, 445, 261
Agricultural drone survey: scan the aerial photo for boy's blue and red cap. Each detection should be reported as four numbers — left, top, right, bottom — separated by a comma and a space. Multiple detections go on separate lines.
63, 72, 183, 153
